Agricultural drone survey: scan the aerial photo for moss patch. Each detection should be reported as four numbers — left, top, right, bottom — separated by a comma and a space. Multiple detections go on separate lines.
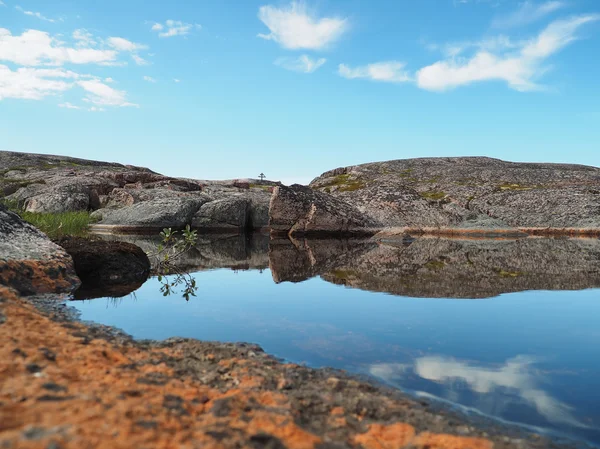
424, 260, 446, 271
498, 183, 544, 191
318, 174, 367, 192
420, 190, 447, 201
331, 269, 359, 280
497, 269, 524, 278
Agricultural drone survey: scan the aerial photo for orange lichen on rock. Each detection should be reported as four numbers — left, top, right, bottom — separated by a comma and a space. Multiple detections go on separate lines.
412, 432, 494, 449
353, 423, 416, 449
0, 259, 79, 295
0, 286, 550, 449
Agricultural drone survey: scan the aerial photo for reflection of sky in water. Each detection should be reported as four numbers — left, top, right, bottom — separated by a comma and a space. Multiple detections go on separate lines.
71, 269, 600, 446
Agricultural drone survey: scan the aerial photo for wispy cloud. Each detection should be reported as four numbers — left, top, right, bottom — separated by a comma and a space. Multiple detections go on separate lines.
173, 78, 181, 83
258, 1, 348, 50
143, 75, 156, 83
150, 20, 197, 38
106, 37, 147, 52
73, 29, 97, 48
78, 79, 138, 107
132, 54, 149, 66
416, 14, 600, 92
58, 102, 81, 109
15, 5, 57, 23
275, 54, 326, 73
492, 1, 567, 28
338, 61, 411, 83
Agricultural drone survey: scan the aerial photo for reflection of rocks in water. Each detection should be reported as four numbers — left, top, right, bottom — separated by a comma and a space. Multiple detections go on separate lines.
97, 232, 270, 272
269, 237, 600, 298
72, 281, 144, 300
268, 237, 378, 283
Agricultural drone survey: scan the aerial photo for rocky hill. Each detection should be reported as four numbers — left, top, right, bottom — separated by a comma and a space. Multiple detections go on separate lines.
0, 151, 276, 233
306, 157, 600, 234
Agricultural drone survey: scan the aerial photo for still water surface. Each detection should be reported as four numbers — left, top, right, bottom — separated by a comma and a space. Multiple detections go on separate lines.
70, 235, 600, 446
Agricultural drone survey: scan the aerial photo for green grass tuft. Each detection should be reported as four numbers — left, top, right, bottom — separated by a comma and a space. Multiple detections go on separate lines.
18, 210, 97, 239
1, 200, 97, 239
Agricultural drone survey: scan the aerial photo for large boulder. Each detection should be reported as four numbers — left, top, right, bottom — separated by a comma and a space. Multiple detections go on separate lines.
192, 197, 249, 230
94, 195, 209, 230
0, 205, 80, 295
269, 184, 382, 236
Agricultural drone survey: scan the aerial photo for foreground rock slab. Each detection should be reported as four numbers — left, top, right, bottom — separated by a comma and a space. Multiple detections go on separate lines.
0, 286, 569, 449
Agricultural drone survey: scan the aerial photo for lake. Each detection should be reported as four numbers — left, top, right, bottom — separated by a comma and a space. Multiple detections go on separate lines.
70, 234, 600, 447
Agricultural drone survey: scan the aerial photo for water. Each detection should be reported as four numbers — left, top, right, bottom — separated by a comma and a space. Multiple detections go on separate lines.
70, 234, 600, 446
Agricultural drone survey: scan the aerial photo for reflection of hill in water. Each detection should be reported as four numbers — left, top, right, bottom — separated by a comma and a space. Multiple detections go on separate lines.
269, 237, 600, 299
97, 233, 600, 298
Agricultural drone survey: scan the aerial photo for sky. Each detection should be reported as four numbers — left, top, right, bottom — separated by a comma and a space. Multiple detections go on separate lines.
0, 0, 599, 184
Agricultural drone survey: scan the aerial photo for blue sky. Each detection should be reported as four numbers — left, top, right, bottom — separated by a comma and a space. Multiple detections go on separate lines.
0, 0, 599, 184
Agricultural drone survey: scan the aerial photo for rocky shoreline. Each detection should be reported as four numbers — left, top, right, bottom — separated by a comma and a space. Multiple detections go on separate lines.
1, 286, 580, 449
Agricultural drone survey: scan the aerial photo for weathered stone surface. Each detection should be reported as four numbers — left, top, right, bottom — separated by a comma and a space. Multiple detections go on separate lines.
192, 197, 249, 230
97, 195, 209, 230
269, 184, 381, 236
0, 286, 567, 449
0, 205, 79, 295
310, 157, 600, 231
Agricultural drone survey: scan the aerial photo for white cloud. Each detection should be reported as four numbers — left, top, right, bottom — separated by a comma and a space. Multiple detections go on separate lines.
173, 78, 181, 83
151, 20, 194, 38
132, 54, 149, 66
416, 15, 600, 92
107, 36, 147, 52
58, 102, 81, 109
72, 29, 97, 47
78, 79, 138, 107
275, 54, 326, 73
88, 106, 105, 112
258, 2, 348, 50
0, 28, 118, 66
143, 75, 156, 83
15, 5, 56, 23
0, 65, 78, 100
338, 61, 411, 83
104, 77, 114, 83
492, 1, 567, 28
